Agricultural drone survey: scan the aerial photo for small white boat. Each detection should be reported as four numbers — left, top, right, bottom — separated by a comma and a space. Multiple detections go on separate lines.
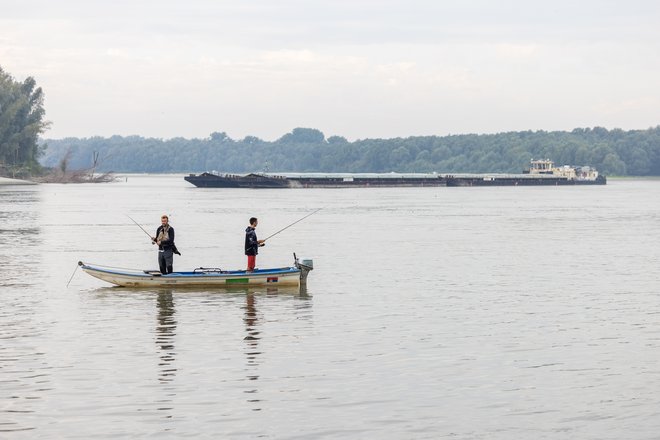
79, 255, 313, 288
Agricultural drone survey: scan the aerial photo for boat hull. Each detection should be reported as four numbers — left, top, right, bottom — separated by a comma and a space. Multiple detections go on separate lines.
80, 263, 304, 288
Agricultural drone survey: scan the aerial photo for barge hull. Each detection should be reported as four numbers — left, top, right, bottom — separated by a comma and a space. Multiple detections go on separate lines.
445, 175, 607, 186
184, 172, 606, 188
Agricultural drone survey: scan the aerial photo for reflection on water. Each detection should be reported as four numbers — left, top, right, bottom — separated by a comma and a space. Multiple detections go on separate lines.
155, 290, 177, 419
85, 285, 311, 421
156, 290, 177, 383
239, 286, 311, 411
94, 284, 310, 297
243, 293, 262, 410
0, 188, 42, 288
0, 187, 45, 434
0, 321, 45, 434
242, 286, 313, 413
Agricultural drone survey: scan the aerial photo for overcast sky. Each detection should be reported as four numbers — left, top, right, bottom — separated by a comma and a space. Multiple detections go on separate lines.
1, 0, 659, 140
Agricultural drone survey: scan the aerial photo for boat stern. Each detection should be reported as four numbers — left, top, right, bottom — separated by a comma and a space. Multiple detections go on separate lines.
294, 254, 314, 284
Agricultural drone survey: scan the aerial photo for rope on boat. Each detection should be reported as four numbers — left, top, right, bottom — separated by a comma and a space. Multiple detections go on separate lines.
66, 263, 79, 287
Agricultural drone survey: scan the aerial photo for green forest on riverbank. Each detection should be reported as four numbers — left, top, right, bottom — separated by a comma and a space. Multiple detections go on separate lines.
41, 126, 660, 176
3, 64, 660, 177
0, 66, 49, 177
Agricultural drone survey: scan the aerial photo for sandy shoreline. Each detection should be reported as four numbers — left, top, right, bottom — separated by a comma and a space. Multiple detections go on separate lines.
0, 176, 37, 186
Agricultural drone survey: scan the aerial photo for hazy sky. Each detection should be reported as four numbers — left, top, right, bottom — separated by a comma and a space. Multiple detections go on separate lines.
1, 0, 659, 140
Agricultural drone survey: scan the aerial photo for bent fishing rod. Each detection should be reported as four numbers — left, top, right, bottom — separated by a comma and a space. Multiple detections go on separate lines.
262, 207, 323, 242
126, 215, 155, 243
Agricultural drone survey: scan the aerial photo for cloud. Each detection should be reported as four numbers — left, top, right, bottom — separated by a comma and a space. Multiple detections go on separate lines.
1, 0, 660, 140
494, 44, 539, 59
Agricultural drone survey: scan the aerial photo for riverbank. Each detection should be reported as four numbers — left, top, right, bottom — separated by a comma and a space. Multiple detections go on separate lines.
0, 176, 37, 186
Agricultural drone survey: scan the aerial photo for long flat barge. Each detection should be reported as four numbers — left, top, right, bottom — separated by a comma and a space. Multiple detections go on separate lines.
184, 160, 606, 188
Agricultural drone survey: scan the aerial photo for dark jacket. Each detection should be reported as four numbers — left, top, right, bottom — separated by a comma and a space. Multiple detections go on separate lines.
155, 225, 175, 251
245, 226, 259, 256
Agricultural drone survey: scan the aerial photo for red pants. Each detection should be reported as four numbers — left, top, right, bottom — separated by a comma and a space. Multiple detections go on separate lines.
247, 255, 256, 270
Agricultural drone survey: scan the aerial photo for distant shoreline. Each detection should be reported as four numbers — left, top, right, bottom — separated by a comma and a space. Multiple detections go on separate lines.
0, 176, 37, 186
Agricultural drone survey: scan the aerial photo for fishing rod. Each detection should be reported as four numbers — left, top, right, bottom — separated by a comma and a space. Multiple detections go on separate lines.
127, 215, 181, 255
262, 207, 323, 242
127, 215, 154, 242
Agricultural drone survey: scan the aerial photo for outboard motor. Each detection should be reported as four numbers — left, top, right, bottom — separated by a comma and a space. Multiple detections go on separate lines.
294, 253, 314, 283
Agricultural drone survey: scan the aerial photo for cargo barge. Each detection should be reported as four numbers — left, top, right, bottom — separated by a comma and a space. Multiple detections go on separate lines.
184, 160, 606, 188
184, 172, 447, 188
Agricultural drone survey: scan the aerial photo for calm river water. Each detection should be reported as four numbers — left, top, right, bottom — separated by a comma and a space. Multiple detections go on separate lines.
1, 175, 660, 439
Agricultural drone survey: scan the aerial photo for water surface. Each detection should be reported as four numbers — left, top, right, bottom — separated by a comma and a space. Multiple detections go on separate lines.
2, 176, 660, 438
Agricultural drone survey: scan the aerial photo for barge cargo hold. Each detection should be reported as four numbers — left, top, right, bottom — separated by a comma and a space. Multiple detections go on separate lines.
184, 172, 447, 188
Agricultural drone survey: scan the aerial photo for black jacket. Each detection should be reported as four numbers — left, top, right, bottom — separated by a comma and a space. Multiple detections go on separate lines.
245, 226, 259, 256
155, 225, 175, 251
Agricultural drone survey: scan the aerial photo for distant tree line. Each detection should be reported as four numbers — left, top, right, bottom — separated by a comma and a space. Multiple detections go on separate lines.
40, 126, 660, 176
0, 66, 49, 176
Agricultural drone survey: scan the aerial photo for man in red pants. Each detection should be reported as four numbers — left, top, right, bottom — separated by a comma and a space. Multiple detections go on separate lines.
245, 217, 265, 271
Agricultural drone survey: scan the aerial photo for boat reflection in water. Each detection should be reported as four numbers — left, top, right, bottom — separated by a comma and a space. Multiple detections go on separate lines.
91, 284, 311, 415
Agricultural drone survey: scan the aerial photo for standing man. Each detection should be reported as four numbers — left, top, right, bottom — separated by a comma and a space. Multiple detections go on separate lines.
152, 214, 176, 274
245, 217, 265, 271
